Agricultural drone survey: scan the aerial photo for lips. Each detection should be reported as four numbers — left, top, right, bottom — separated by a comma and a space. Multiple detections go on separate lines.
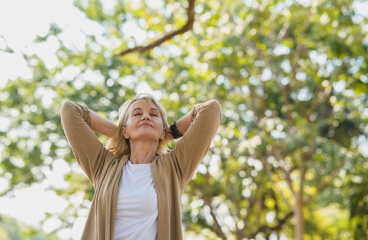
139, 123, 152, 127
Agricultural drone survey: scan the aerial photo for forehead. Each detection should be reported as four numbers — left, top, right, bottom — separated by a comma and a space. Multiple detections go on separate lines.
129, 99, 159, 112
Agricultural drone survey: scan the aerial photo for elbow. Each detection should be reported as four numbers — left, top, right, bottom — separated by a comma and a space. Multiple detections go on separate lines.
192, 100, 222, 124
60, 101, 73, 113
208, 99, 221, 110
206, 100, 222, 121
60, 101, 79, 119
60, 101, 73, 130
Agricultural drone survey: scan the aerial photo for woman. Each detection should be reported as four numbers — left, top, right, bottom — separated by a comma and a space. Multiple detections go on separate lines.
60, 93, 221, 240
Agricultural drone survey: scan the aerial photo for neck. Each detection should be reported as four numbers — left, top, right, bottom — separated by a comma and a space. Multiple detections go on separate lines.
129, 139, 159, 164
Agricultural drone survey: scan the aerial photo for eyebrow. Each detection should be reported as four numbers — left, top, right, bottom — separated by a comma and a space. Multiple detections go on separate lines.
132, 108, 159, 112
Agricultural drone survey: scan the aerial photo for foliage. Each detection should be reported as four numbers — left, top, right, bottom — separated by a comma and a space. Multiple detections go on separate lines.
0, 0, 367, 239
0, 215, 59, 240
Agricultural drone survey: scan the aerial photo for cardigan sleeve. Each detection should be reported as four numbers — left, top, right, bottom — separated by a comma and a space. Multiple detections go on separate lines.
60, 100, 113, 185
168, 99, 222, 186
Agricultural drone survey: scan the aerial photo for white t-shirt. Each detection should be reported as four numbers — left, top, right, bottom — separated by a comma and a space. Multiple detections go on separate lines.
113, 160, 158, 240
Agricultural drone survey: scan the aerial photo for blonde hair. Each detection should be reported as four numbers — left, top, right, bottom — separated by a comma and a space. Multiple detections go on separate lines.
105, 93, 170, 158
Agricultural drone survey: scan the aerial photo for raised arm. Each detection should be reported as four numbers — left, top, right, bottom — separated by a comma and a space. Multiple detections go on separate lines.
161, 107, 193, 144
167, 99, 222, 186
60, 101, 115, 185
89, 110, 118, 138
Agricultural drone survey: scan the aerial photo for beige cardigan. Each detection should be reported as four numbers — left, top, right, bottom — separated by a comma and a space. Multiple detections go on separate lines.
60, 99, 221, 240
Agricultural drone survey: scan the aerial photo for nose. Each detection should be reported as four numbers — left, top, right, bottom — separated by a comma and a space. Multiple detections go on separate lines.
142, 112, 151, 121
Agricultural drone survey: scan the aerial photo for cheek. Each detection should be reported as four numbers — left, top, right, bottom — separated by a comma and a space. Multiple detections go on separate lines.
127, 118, 138, 127
125, 119, 136, 133
155, 119, 164, 130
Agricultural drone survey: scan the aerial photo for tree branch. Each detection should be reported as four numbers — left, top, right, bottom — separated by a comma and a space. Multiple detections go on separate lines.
298, 143, 315, 194
281, 84, 295, 125
288, 10, 311, 120
307, 85, 323, 117
304, 167, 340, 205
260, 158, 293, 210
276, 23, 290, 43
267, 23, 290, 74
307, 57, 345, 118
248, 83, 262, 124
207, 201, 227, 240
205, 172, 228, 240
298, 163, 306, 195
271, 146, 295, 194
190, 175, 227, 240
116, 0, 195, 57
248, 212, 294, 238
256, 52, 267, 115
243, 195, 257, 233
234, 201, 245, 240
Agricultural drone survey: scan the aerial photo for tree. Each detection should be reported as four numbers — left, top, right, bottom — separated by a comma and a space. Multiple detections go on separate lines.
0, 0, 367, 239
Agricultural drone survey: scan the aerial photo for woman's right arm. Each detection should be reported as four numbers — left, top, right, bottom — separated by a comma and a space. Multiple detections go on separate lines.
89, 110, 118, 138
60, 101, 114, 185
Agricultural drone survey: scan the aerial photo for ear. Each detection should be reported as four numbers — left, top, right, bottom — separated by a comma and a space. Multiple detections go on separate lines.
121, 127, 130, 139
159, 128, 166, 140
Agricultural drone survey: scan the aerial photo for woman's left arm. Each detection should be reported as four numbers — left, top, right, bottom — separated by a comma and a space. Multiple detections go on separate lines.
162, 108, 194, 143
167, 100, 222, 186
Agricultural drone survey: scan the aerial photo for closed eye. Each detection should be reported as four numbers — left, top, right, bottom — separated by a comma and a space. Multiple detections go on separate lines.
134, 113, 157, 116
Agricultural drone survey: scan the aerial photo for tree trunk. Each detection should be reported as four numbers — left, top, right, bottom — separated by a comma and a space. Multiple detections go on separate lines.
294, 192, 304, 240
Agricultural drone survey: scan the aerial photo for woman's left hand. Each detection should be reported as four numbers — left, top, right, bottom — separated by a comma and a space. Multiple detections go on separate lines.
161, 132, 175, 146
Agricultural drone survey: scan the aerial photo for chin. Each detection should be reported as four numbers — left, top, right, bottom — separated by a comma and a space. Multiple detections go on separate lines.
132, 134, 161, 141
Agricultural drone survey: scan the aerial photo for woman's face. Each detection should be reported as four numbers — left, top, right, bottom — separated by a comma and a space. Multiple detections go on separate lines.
121, 100, 166, 142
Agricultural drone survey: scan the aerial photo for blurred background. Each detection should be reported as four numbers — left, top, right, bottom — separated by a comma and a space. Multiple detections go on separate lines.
0, 0, 368, 239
